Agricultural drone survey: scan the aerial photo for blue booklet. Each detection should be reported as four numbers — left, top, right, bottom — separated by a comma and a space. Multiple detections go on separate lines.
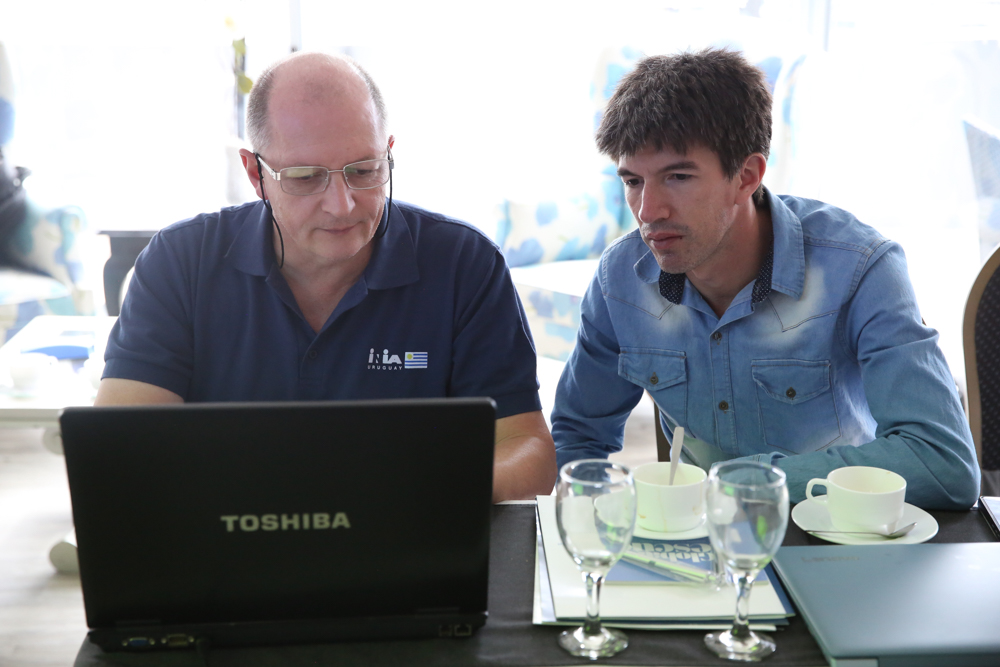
534, 505, 794, 627
607, 536, 770, 585
24, 329, 95, 360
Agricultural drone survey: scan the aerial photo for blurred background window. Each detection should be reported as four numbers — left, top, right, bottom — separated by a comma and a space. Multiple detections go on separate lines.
1, 0, 998, 378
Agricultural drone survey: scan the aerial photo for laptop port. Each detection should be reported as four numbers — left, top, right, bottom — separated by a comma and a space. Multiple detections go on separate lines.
438, 624, 474, 638
163, 634, 194, 648
122, 637, 154, 649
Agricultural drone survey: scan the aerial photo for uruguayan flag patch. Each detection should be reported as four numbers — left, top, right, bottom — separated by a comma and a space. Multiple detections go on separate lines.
404, 352, 428, 369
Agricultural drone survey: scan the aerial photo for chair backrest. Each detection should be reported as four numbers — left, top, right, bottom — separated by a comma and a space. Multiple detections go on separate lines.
653, 402, 672, 463
963, 243, 1000, 471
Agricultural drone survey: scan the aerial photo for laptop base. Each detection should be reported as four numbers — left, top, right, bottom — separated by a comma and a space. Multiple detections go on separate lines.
90, 611, 487, 652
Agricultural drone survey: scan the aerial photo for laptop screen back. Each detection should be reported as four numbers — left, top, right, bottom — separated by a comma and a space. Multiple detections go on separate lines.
61, 398, 495, 637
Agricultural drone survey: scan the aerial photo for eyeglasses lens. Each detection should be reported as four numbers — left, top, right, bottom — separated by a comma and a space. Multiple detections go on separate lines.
343, 160, 391, 190
279, 167, 329, 195
278, 159, 390, 195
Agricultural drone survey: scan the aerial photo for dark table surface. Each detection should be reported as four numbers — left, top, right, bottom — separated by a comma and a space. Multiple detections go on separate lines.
75, 500, 998, 667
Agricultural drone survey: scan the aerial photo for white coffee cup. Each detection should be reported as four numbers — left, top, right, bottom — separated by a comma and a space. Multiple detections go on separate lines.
8, 352, 58, 391
805, 466, 906, 533
634, 462, 707, 533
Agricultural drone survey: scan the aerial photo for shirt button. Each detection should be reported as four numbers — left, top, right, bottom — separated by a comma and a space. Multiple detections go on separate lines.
650, 373, 659, 385
718, 401, 729, 411
308, 350, 318, 360
712, 332, 722, 341
786, 387, 796, 399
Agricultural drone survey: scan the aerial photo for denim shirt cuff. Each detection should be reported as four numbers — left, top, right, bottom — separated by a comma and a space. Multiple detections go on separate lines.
749, 451, 786, 467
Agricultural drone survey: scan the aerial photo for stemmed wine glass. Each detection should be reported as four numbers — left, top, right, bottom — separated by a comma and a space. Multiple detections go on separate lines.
704, 460, 789, 662
555, 459, 637, 659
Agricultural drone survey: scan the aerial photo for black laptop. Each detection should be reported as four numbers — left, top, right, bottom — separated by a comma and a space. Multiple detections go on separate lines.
60, 398, 496, 652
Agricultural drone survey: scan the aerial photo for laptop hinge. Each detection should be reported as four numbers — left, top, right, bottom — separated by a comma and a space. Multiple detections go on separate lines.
416, 607, 461, 615
115, 619, 162, 627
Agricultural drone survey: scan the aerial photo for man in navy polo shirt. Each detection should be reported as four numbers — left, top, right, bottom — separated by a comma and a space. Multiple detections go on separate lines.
95, 52, 557, 502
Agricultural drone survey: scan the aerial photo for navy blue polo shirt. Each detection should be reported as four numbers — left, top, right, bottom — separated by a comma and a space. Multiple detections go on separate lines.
104, 200, 541, 419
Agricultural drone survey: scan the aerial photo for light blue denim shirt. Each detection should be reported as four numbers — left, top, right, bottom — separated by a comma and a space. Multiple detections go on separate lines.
552, 191, 980, 509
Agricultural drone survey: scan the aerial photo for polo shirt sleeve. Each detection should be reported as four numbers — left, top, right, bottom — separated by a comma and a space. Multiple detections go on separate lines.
449, 245, 541, 420
102, 226, 196, 399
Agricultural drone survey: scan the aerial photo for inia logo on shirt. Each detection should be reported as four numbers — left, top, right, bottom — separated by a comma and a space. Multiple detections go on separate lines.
367, 348, 427, 370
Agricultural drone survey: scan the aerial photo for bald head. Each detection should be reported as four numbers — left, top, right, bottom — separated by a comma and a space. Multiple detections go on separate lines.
246, 52, 388, 154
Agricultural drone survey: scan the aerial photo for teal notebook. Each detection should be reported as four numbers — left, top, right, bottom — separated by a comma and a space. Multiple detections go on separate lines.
773, 543, 1000, 667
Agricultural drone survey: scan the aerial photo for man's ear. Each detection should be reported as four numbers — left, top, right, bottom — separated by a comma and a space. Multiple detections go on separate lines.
387, 135, 395, 152
736, 153, 766, 204
239, 148, 264, 200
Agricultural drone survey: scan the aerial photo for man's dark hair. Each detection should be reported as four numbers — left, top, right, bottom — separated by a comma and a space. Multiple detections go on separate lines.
596, 48, 772, 204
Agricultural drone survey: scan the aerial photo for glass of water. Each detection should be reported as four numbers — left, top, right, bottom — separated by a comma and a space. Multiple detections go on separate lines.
704, 460, 788, 662
555, 459, 636, 659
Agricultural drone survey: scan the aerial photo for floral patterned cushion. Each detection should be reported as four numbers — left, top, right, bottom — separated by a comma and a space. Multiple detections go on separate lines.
0, 284, 76, 341
10, 200, 89, 287
511, 259, 597, 361
0, 200, 96, 340
497, 46, 643, 269
0, 44, 96, 341
502, 46, 644, 361
498, 165, 626, 268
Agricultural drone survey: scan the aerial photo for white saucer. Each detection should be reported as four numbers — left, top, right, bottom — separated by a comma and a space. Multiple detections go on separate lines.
632, 518, 708, 541
791, 498, 938, 545
0, 385, 43, 399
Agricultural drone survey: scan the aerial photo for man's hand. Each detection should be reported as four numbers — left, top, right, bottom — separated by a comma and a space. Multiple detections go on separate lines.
492, 410, 557, 502
94, 378, 183, 405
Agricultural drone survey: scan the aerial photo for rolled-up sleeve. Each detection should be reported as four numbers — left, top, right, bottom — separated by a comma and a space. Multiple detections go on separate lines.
551, 264, 645, 469
773, 244, 980, 509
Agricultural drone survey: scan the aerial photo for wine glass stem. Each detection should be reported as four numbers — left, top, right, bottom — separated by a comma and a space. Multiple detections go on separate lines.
732, 571, 754, 640
583, 571, 604, 637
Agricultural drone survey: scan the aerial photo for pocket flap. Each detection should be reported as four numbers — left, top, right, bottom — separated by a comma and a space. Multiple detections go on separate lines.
751, 360, 831, 404
618, 348, 687, 392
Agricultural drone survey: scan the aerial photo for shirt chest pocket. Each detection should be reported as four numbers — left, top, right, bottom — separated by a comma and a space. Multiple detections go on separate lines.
751, 360, 841, 453
618, 348, 687, 426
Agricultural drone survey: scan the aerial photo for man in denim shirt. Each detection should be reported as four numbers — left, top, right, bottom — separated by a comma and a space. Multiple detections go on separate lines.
551, 49, 980, 509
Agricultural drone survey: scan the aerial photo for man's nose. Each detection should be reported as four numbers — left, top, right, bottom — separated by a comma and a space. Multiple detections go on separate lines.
637, 185, 670, 225
321, 174, 355, 215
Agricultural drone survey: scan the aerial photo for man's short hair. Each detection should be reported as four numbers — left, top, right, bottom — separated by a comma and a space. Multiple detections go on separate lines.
596, 48, 772, 204
246, 53, 388, 154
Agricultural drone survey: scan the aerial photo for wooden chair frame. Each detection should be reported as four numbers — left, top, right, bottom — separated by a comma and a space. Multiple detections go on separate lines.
962, 245, 1000, 470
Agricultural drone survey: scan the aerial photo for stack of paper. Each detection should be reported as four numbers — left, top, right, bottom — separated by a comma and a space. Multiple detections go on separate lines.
533, 495, 794, 630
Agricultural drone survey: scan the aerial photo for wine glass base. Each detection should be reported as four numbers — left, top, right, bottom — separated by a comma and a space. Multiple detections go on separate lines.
558, 626, 629, 660
704, 628, 777, 662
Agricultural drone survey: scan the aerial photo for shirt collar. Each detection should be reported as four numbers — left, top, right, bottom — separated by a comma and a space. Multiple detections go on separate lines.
225, 200, 419, 290
765, 188, 805, 300
657, 244, 773, 305
226, 200, 274, 277
364, 201, 420, 290
651, 187, 803, 305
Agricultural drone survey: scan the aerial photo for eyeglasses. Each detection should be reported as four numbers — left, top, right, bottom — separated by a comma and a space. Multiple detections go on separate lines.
255, 155, 394, 196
